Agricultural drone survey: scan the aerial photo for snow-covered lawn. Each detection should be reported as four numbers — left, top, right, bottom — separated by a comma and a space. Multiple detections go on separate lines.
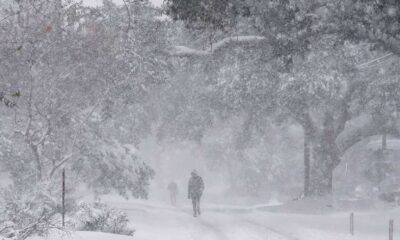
29, 231, 134, 240
30, 197, 400, 240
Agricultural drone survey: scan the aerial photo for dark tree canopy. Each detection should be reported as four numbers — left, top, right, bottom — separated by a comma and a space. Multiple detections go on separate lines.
164, 0, 249, 30
165, 0, 400, 57
337, 0, 400, 55
164, 0, 400, 196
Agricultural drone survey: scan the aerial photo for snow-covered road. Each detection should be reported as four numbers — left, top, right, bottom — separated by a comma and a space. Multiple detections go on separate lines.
113, 200, 292, 240
29, 197, 400, 240
106, 197, 400, 240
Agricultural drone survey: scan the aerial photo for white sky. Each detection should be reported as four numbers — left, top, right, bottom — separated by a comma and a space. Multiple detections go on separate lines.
83, 0, 163, 7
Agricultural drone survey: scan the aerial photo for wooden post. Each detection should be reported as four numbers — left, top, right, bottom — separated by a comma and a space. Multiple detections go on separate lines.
389, 219, 394, 240
62, 169, 65, 227
382, 132, 387, 150
304, 131, 311, 197
376, 132, 387, 191
350, 212, 354, 236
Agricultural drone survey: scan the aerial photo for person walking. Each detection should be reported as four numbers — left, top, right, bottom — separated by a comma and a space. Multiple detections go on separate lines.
188, 170, 204, 217
167, 181, 178, 206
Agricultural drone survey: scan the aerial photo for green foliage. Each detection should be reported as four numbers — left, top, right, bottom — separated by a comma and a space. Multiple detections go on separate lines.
11, 90, 21, 97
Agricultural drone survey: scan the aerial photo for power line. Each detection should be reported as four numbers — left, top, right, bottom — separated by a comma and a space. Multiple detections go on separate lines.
356, 53, 394, 70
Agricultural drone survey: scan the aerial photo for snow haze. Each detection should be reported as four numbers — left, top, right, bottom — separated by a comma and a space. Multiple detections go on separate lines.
0, 1, 399, 240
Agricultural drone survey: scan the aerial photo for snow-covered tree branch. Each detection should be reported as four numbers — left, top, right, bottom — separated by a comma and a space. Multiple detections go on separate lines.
169, 35, 267, 57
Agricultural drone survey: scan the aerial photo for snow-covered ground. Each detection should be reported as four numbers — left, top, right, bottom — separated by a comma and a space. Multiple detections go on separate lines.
29, 231, 134, 240
30, 196, 400, 240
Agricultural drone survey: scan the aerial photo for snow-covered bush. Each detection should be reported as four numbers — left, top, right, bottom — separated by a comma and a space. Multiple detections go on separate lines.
0, 185, 62, 240
75, 201, 134, 236
76, 139, 155, 199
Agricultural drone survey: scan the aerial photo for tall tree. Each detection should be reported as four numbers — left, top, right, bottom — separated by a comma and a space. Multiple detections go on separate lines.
0, 0, 168, 198
164, 0, 400, 195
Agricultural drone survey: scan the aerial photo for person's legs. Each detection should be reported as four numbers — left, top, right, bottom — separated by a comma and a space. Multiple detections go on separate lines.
172, 193, 176, 206
196, 197, 201, 215
192, 197, 197, 217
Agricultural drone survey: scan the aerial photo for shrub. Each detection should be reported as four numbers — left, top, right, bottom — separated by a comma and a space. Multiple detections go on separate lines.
75, 201, 134, 236
0, 185, 62, 240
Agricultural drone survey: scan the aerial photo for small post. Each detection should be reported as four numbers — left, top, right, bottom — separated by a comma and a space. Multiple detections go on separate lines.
350, 212, 354, 236
389, 219, 394, 240
303, 131, 311, 197
382, 132, 387, 150
62, 169, 65, 227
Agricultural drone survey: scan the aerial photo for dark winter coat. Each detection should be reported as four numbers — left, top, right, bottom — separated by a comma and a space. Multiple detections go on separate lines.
188, 174, 204, 199
168, 182, 178, 194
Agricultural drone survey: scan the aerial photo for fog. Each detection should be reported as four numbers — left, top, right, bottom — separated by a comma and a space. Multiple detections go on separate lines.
0, 0, 399, 240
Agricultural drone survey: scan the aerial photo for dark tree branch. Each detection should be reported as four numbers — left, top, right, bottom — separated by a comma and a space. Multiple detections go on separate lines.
336, 114, 398, 155
293, 111, 319, 140
123, 0, 132, 32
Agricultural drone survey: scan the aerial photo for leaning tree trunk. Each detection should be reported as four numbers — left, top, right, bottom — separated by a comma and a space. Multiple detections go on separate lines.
299, 105, 398, 196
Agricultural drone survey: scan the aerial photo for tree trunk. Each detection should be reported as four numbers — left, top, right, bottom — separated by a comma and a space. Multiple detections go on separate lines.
309, 143, 334, 195
298, 108, 397, 196
30, 144, 43, 181
309, 147, 340, 195
309, 113, 338, 196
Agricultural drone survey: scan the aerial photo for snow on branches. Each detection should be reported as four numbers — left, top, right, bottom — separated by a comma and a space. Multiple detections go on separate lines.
0, 92, 16, 108
169, 35, 267, 57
